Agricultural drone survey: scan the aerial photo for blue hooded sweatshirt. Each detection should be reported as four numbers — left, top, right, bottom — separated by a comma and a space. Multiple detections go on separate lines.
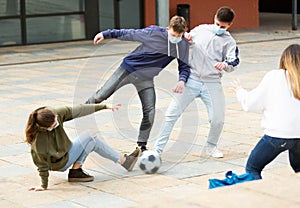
102, 25, 190, 81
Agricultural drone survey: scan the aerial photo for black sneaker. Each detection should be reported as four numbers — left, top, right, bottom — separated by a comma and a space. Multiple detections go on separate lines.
121, 148, 141, 171
140, 145, 148, 152
68, 168, 94, 182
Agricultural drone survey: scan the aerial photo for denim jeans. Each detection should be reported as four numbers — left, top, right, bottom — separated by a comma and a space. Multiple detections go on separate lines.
154, 78, 224, 154
59, 131, 120, 171
246, 134, 300, 179
86, 67, 155, 145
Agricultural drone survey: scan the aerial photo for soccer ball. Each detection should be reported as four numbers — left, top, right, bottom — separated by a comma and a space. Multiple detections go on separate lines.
138, 150, 161, 174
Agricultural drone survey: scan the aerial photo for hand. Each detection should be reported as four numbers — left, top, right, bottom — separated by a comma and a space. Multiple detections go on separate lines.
214, 62, 226, 71
184, 32, 192, 43
93, 32, 104, 45
28, 186, 46, 192
230, 79, 243, 92
172, 80, 185, 93
107, 103, 122, 112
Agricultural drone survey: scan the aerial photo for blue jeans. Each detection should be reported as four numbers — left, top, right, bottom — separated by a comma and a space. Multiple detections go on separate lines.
246, 134, 300, 179
60, 131, 120, 171
154, 78, 224, 154
86, 67, 155, 145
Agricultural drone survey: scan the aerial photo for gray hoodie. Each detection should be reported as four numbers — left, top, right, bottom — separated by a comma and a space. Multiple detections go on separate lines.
189, 24, 239, 83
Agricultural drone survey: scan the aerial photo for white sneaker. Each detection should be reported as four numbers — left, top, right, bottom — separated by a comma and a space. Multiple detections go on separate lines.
204, 146, 223, 158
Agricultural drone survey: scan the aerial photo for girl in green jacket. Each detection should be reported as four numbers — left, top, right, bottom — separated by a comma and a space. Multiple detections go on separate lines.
25, 103, 139, 191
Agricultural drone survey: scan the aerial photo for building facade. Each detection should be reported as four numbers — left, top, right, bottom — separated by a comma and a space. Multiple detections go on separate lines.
0, 0, 298, 47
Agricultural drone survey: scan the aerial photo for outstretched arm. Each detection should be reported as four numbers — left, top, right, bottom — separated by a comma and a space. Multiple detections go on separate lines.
231, 78, 266, 113
94, 32, 105, 45
95, 27, 154, 44
105, 103, 121, 112
52, 103, 121, 122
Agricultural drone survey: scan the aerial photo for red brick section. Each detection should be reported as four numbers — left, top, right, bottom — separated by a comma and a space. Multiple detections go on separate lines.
143, 0, 259, 29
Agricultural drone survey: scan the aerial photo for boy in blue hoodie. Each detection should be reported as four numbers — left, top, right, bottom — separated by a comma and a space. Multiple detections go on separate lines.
86, 16, 190, 156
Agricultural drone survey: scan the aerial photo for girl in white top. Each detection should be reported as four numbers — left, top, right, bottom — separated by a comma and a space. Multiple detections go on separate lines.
232, 44, 300, 179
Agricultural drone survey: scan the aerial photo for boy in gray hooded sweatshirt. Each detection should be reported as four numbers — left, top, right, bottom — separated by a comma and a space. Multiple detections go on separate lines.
154, 7, 239, 158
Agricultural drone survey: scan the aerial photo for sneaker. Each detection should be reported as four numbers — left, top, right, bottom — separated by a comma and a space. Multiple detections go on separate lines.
129, 147, 142, 157
204, 146, 223, 158
140, 145, 148, 152
68, 168, 94, 182
121, 148, 141, 171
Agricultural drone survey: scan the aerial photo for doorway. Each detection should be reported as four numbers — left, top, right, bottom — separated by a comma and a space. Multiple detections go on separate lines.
259, 0, 299, 30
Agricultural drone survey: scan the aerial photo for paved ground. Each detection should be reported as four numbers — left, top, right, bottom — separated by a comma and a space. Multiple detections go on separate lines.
1, 15, 300, 207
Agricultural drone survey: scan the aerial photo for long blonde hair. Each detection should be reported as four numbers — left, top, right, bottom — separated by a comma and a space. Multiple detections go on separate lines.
25, 107, 55, 144
280, 44, 300, 100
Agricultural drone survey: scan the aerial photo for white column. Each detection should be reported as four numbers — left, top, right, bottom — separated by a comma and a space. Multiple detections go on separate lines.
156, 0, 169, 27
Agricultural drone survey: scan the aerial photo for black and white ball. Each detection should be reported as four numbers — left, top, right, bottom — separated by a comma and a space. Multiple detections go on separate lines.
138, 150, 161, 174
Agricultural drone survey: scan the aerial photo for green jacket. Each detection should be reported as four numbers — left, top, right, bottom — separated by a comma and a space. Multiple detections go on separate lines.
30, 104, 107, 188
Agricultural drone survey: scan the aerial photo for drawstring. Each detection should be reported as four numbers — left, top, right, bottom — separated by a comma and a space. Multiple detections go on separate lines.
167, 36, 180, 59
168, 37, 170, 57
176, 43, 179, 59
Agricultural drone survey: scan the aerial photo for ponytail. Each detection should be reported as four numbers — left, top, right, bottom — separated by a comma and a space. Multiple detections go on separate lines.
25, 107, 56, 144
25, 111, 39, 144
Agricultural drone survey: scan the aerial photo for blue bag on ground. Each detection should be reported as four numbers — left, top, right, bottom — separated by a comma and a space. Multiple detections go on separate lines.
208, 171, 255, 189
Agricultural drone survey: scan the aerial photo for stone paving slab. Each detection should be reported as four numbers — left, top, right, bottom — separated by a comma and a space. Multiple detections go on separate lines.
1, 25, 300, 207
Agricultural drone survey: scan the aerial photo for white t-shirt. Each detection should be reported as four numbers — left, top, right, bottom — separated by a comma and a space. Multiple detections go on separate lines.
236, 69, 300, 138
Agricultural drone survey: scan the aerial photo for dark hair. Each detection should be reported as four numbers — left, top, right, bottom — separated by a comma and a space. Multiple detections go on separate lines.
169, 15, 187, 33
216, 7, 235, 23
25, 107, 56, 144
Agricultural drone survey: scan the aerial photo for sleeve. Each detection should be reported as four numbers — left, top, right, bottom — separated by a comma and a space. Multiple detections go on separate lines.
102, 27, 153, 43
53, 104, 107, 122
224, 43, 240, 72
177, 58, 190, 82
31, 151, 50, 189
39, 168, 49, 189
236, 73, 271, 113
190, 25, 201, 43
176, 40, 191, 82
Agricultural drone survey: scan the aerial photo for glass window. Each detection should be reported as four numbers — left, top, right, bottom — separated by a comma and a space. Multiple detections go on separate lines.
26, 0, 84, 15
0, 0, 20, 17
0, 19, 21, 46
119, 0, 141, 28
99, 0, 114, 30
26, 15, 85, 44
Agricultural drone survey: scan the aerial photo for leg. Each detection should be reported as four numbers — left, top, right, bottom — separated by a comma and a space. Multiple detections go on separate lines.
91, 133, 139, 172
60, 131, 93, 171
154, 83, 198, 155
60, 131, 120, 171
288, 138, 300, 173
136, 87, 156, 146
246, 135, 288, 179
130, 78, 156, 147
91, 134, 120, 163
85, 67, 130, 104
66, 133, 96, 182
201, 82, 225, 146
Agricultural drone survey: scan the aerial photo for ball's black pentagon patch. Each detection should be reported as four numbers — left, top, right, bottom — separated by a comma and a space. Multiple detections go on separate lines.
151, 167, 159, 174
148, 155, 156, 162
139, 163, 146, 170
